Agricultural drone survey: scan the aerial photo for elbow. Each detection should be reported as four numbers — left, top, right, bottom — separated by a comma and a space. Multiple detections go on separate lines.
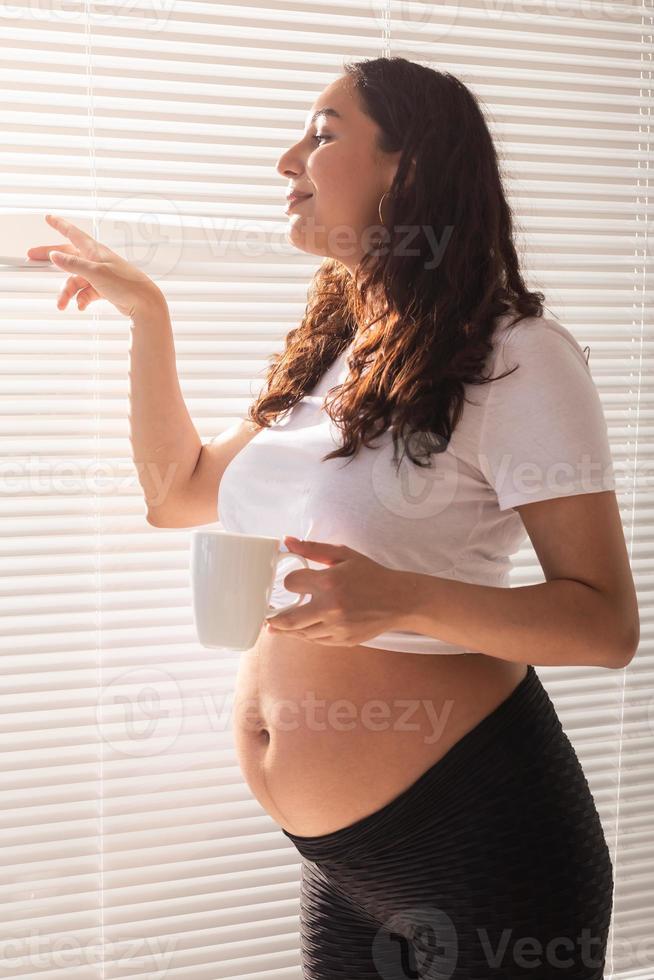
146, 510, 167, 528
606, 616, 640, 670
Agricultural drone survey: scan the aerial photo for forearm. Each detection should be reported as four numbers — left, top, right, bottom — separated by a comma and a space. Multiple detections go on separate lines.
395, 572, 632, 669
128, 292, 202, 515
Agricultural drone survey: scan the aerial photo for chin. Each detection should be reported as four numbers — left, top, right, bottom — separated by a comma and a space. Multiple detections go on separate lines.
285, 225, 329, 260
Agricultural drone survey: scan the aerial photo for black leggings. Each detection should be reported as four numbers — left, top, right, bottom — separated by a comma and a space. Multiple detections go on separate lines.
282, 664, 614, 979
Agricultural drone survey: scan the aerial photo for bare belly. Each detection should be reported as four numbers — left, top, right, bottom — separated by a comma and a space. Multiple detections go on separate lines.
232, 626, 528, 837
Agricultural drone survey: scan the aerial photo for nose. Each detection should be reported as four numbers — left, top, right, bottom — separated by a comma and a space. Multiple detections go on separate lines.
276, 142, 304, 181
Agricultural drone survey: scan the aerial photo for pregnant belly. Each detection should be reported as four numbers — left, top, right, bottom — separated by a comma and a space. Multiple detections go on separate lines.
232, 627, 528, 837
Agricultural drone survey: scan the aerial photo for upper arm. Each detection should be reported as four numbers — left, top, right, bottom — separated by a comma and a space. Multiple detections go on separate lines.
477, 317, 638, 660
147, 417, 263, 528
515, 490, 640, 662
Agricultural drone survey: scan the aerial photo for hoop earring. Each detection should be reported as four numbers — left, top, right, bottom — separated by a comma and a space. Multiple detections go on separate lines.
378, 190, 392, 226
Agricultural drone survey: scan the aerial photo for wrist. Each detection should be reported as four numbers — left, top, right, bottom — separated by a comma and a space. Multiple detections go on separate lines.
388, 568, 436, 633
130, 286, 168, 323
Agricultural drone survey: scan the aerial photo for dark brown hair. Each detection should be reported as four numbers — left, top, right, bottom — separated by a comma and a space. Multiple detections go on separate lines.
248, 56, 545, 471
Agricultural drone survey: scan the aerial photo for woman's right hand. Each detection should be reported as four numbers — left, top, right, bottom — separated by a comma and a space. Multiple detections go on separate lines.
26, 214, 165, 319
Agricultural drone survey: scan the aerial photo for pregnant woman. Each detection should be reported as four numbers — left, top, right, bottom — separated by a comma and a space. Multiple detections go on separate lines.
30, 56, 639, 980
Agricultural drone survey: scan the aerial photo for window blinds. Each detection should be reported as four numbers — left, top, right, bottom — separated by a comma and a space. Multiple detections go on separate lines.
0, 1, 650, 978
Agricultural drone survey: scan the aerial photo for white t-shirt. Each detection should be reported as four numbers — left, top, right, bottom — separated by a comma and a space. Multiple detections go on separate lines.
217, 311, 616, 655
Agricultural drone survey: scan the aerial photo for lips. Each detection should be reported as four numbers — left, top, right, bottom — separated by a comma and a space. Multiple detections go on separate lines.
285, 193, 313, 215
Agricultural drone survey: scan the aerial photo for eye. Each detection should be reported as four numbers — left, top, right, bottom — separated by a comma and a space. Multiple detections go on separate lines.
311, 133, 332, 145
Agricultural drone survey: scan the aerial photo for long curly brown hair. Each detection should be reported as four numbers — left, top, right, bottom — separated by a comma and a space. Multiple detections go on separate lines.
248, 56, 546, 472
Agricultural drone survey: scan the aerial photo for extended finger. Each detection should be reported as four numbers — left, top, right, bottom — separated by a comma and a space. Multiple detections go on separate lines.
57, 274, 89, 310
49, 250, 100, 276
283, 537, 352, 565
27, 244, 79, 261
45, 214, 107, 261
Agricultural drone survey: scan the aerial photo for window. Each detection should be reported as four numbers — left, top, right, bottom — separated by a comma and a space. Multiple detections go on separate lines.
0, 1, 650, 977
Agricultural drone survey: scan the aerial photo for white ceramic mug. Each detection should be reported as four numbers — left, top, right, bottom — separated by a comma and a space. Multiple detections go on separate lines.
190, 529, 310, 651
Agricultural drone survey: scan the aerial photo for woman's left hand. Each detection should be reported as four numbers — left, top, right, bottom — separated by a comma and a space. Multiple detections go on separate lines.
264, 536, 408, 646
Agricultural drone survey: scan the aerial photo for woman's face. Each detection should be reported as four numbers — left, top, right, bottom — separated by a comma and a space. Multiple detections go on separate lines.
276, 74, 402, 274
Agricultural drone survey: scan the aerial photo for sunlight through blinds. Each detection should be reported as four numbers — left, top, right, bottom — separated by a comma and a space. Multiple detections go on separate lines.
0, 1, 651, 978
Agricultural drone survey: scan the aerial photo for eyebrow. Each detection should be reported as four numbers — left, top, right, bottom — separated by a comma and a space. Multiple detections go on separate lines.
306, 106, 343, 128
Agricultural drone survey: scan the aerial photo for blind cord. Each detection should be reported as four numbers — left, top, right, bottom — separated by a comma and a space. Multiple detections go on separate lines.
607, 1, 651, 975
84, 2, 104, 975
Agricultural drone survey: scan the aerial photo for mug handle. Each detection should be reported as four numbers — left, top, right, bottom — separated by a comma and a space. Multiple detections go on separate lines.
264, 553, 310, 619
